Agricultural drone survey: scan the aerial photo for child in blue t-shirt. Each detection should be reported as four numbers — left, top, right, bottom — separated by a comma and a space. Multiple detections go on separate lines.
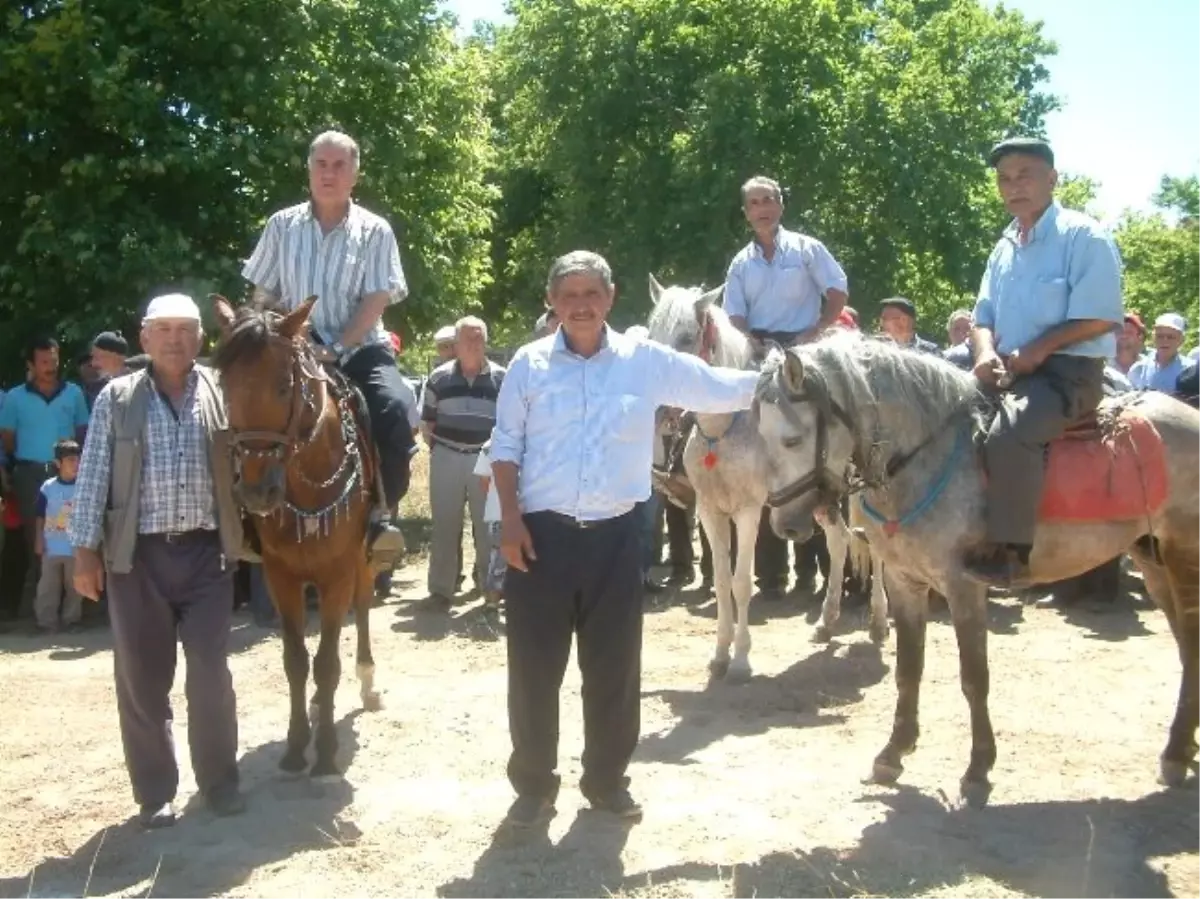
34, 439, 82, 633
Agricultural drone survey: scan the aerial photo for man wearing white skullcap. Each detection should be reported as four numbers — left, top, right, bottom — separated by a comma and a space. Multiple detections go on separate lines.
1128, 312, 1195, 393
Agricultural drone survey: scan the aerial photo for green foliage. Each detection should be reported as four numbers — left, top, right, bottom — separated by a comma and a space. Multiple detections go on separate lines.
0, 0, 494, 382
1151, 175, 1199, 223
483, 0, 1058, 340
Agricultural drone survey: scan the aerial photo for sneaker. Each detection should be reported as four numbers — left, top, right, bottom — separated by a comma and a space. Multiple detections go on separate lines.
504, 792, 556, 828
588, 788, 643, 821
138, 802, 177, 829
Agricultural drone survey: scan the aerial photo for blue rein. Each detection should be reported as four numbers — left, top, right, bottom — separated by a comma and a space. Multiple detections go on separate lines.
859, 426, 966, 536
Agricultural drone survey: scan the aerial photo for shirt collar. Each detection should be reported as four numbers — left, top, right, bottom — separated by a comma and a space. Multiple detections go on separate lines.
553, 323, 615, 358
302, 199, 358, 230
750, 225, 793, 260
1004, 200, 1061, 246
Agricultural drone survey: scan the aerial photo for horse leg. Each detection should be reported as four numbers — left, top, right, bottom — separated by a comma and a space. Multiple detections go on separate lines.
867, 557, 890, 645
1144, 541, 1200, 786
727, 506, 761, 683
309, 586, 348, 781
815, 516, 847, 643
946, 578, 996, 807
872, 570, 927, 785
272, 573, 311, 775
354, 557, 383, 712
698, 505, 733, 679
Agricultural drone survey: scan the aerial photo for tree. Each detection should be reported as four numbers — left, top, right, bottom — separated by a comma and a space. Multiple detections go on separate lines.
483, 0, 1058, 338
0, 0, 494, 381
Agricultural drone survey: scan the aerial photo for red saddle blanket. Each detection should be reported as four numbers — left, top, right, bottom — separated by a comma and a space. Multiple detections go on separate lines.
1038, 414, 1169, 522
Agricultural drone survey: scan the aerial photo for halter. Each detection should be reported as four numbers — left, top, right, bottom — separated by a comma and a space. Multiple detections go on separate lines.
759, 365, 864, 509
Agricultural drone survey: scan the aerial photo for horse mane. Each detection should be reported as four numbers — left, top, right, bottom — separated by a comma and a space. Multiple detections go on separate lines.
211, 305, 287, 376
646, 284, 753, 370
774, 330, 983, 443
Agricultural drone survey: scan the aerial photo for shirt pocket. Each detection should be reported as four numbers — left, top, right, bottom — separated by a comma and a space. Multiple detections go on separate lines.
1033, 277, 1069, 328
611, 393, 651, 443
775, 262, 812, 302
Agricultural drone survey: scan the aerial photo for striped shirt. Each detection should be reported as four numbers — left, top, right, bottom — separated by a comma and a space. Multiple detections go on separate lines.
241, 201, 408, 360
421, 359, 505, 450
67, 367, 217, 551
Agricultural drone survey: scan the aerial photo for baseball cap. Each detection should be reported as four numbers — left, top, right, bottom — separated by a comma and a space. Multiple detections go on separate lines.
143, 293, 201, 324
1154, 313, 1187, 334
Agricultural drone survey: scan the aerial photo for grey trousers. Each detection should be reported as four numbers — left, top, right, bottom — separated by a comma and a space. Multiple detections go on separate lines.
427, 443, 489, 598
35, 555, 80, 628
108, 532, 238, 807
984, 354, 1106, 546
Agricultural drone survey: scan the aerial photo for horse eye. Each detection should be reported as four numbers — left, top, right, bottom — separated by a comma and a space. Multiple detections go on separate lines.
783, 436, 805, 448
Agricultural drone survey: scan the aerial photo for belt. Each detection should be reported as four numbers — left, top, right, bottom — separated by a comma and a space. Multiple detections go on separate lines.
537, 509, 633, 530
432, 438, 484, 455
144, 529, 219, 545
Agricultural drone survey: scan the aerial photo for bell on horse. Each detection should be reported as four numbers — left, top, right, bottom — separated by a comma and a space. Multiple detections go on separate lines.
211, 294, 385, 781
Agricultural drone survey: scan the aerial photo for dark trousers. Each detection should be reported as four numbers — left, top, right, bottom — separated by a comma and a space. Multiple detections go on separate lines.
664, 502, 694, 571
13, 460, 53, 606
0, 525, 27, 620
108, 532, 238, 807
504, 510, 643, 800
342, 344, 417, 509
754, 507, 828, 588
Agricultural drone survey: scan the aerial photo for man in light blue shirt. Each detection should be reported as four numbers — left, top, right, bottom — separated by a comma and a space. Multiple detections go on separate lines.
967, 137, 1123, 587
490, 250, 760, 829
1128, 313, 1194, 394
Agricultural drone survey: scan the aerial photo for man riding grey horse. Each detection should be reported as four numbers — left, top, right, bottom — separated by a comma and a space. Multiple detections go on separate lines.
967, 137, 1124, 587
241, 130, 412, 568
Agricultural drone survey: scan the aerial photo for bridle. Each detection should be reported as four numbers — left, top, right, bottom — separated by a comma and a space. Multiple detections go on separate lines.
758, 365, 864, 510
228, 337, 328, 466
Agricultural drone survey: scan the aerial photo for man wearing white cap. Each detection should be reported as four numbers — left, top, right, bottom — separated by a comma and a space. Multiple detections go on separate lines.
67, 293, 247, 827
1128, 313, 1194, 394
241, 130, 412, 567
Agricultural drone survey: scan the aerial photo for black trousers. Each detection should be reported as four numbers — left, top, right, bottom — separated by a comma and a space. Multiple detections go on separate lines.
341, 344, 417, 509
504, 510, 643, 801
755, 507, 828, 588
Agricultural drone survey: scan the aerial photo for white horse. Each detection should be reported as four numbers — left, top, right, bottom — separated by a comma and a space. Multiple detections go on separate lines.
646, 275, 887, 683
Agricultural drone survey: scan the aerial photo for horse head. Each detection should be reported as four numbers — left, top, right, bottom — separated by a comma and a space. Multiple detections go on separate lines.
755, 342, 863, 542
210, 294, 327, 516
646, 273, 743, 366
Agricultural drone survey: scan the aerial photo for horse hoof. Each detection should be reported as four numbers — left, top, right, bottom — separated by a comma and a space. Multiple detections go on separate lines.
870, 760, 903, 785
708, 658, 730, 679
362, 690, 384, 712
960, 777, 993, 808
813, 624, 833, 643
869, 623, 890, 645
1159, 759, 1190, 787
279, 750, 308, 775
725, 664, 752, 685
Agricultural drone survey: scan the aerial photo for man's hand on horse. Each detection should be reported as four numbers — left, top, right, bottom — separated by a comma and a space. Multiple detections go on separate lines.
500, 513, 537, 572
1005, 343, 1048, 377
973, 351, 1006, 389
312, 345, 339, 364
73, 547, 105, 601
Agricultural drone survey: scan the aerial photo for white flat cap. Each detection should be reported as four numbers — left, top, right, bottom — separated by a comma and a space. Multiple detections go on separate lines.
434, 325, 457, 343
143, 293, 201, 323
1154, 312, 1187, 334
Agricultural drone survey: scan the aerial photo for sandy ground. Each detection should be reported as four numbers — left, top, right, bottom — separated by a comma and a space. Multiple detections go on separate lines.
1, 453, 1196, 898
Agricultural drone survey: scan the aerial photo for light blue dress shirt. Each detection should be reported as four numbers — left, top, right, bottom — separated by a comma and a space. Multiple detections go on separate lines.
490, 326, 761, 521
1128, 353, 1193, 393
973, 201, 1123, 358
724, 227, 849, 333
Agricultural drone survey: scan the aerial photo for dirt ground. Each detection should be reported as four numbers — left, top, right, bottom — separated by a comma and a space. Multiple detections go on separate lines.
1, 454, 1196, 898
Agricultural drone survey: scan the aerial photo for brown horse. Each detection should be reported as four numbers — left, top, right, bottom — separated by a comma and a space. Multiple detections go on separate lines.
211, 295, 382, 780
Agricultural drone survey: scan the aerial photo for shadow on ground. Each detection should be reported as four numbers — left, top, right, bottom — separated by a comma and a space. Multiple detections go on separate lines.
638, 641, 888, 765
0, 712, 365, 899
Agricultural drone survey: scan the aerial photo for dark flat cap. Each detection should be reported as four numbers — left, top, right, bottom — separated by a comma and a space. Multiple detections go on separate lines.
988, 137, 1054, 168
879, 296, 916, 318
92, 331, 129, 355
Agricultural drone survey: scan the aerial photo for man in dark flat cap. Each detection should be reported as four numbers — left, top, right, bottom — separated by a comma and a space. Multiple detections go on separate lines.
877, 297, 940, 355
966, 136, 1123, 587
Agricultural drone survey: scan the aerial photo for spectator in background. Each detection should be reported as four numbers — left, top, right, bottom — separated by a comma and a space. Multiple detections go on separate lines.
534, 309, 560, 338
433, 326, 457, 363
422, 316, 505, 605
1112, 313, 1147, 375
943, 309, 975, 371
878, 297, 940, 355
33, 439, 82, 634
0, 336, 90, 611
1128, 313, 1193, 392
81, 331, 131, 411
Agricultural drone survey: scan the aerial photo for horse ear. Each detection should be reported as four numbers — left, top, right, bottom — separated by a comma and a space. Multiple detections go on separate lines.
648, 273, 665, 306
697, 283, 725, 311
782, 349, 806, 394
210, 294, 236, 338
278, 295, 317, 339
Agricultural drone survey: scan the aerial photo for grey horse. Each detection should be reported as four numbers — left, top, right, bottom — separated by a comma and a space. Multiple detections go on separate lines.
755, 333, 1199, 805
646, 277, 887, 683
